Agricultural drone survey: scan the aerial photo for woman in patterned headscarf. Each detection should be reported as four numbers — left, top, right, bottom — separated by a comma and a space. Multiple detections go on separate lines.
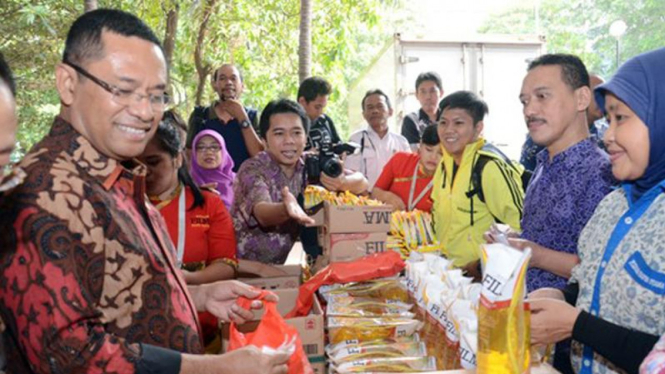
529, 47, 665, 374
191, 129, 236, 208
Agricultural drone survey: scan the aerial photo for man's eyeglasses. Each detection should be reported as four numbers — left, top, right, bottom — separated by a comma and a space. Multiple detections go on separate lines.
63, 60, 170, 112
195, 144, 222, 153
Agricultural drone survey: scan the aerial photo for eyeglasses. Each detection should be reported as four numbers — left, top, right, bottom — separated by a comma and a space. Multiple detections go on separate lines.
63, 60, 170, 112
195, 144, 222, 153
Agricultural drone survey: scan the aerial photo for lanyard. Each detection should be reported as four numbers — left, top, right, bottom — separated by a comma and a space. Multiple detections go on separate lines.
579, 182, 664, 374
408, 162, 433, 211
176, 187, 186, 267
361, 130, 378, 176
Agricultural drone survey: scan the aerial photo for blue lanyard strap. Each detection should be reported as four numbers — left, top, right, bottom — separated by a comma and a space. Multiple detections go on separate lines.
580, 182, 664, 373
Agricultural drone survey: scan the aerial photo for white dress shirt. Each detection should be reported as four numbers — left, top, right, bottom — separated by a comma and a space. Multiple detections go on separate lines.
345, 126, 411, 190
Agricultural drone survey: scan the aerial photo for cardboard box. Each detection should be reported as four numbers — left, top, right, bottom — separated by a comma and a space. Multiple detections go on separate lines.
305, 203, 325, 227
324, 202, 392, 233
323, 231, 388, 262
221, 288, 325, 373
238, 264, 302, 290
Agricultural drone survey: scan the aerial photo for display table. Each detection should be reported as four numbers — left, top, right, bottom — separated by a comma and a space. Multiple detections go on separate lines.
422, 363, 560, 374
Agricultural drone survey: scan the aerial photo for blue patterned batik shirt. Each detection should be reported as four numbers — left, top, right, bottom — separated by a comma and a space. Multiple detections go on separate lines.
521, 138, 615, 292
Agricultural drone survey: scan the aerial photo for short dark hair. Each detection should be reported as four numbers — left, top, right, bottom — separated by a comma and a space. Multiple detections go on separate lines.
527, 53, 590, 91
362, 89, 392, 111
297, 76, 332, 103
213, 64, 244, 82
420, 124, 439, 146
155, 110, 205, 210
437, 91, 489, 124
259, 99, 310, 139
0, 52, 16, 97
415, 71, 442, 92
63, 8, 163, 65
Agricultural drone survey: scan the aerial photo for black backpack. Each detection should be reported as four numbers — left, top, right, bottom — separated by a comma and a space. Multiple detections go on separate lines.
466, 143, 532, 204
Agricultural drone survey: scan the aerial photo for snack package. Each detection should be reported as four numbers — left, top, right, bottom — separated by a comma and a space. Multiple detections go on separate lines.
327, 298, 415, 319
325, 334, 421, 358
319, 278, 409, 304
332, 356, 437, 373
304, 185, 384, 209
327, 317, 422, 345
389, 211, 439, 259
477, 243, 531, 374
451, 299, 478, 369
329, 341, 427, 364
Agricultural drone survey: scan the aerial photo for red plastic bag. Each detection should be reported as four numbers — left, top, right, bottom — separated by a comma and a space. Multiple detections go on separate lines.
286, 251, 406, 318
229, 290, 313, 374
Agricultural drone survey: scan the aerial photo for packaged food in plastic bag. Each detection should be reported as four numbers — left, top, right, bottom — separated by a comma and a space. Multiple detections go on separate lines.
320, 278, 409, 304
332, 356, 437, 373
325, 333, 421, 358
327, 317, 422, 345
327, 298, 415, 319
477, 243, 531, 374
329, 341, 427, 364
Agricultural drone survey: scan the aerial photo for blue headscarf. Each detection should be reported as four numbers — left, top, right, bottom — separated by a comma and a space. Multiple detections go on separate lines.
595, 47, 665, 203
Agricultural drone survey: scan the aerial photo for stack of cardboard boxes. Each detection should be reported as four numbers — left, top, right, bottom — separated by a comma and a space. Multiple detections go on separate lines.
318, 202, 393, 263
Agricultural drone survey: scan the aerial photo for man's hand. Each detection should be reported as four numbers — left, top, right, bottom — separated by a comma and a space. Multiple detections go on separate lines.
282, 186, 315, 226
180, 346, 289, 374
483, 223, 519, 244
320, 172, 346, 192
220, 99, 249, 122
528, 298, 581, 346
219, 346, 289, 374
190, 280, 278, 324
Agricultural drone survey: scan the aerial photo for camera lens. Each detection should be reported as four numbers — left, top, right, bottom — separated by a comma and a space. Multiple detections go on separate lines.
322, 158, 343, 178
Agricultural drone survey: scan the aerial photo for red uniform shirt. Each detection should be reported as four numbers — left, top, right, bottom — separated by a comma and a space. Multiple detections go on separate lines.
155, 187, 237, 269
374, 152, 434, 212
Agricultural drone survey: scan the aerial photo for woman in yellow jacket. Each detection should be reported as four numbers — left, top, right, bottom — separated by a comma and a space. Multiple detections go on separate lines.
431, 91, 524, 275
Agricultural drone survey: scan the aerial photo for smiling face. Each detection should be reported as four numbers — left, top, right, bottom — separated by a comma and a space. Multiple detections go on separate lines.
418, 143, 443, 175
213, 64, 243, 101
437, 107, 482, 164
56, 31, 167, 161
603, 93, 650, 181
264, 112, 306, 172
195, 135, 223, 170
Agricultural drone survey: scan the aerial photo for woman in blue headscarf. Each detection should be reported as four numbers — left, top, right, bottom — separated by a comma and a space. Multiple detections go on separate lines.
527, 47, 665, 374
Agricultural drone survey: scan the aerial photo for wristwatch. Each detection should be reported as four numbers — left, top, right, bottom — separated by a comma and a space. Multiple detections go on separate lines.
239, 119, 252, 129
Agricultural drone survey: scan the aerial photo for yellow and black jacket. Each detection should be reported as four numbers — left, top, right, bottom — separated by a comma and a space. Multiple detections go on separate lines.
431, 138, 524, 267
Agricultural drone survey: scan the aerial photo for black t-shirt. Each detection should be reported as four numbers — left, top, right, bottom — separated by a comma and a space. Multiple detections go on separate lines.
306, 113, 341, 150
401, 108, 435, 145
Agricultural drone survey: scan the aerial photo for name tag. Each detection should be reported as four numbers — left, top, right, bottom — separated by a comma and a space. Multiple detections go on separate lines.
624, 252, 665, 296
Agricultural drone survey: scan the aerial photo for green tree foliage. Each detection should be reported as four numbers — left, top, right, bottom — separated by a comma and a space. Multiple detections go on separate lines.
478, 0, 665, 78
1, 0, 402, 153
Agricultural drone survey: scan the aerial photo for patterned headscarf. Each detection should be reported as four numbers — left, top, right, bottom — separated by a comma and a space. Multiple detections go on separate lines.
595, 47, 665, 202
190, 130, 235, 207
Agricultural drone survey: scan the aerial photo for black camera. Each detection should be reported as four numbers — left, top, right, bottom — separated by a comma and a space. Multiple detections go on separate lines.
305, 128, 357, 184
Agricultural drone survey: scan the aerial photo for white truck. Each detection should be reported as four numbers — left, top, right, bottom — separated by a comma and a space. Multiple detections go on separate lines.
347, 33, 546, 159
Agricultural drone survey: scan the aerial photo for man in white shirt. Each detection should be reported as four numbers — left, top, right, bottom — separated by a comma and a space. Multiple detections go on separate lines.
346, 89, 411, 190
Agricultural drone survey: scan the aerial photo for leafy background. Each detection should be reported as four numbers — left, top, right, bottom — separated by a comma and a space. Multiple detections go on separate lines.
1, 0, 663, 156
